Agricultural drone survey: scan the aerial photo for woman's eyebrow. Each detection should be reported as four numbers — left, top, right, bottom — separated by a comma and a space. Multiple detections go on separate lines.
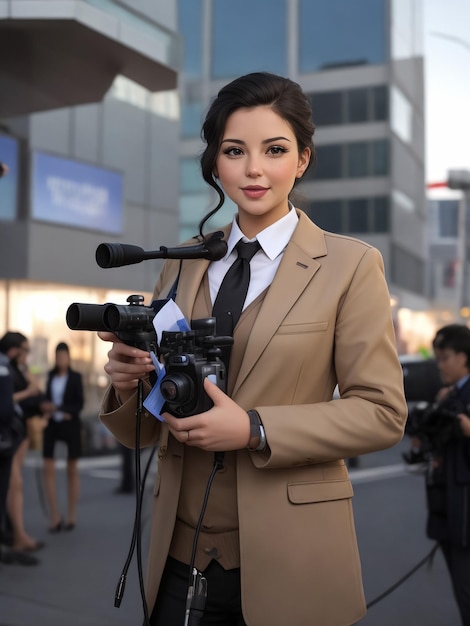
221, 136, 291, 145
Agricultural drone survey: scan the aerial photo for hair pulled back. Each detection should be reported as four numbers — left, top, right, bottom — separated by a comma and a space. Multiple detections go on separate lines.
198, 72, 315, 236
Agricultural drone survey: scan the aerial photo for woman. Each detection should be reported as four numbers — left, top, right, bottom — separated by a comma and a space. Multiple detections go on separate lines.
43, 342, 83, 532
7, 332, 49, 553
98, 72, 407, 626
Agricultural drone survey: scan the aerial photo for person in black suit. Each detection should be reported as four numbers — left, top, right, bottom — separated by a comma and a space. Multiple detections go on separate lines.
423, 325, 470, 626
42, 342, 84, 532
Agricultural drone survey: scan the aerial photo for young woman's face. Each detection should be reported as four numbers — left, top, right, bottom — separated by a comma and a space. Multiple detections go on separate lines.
215, 106, 310, 236
55, 350, 70, 371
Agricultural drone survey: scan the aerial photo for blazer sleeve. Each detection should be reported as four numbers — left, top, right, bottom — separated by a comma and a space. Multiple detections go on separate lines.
252, 246, 408, 469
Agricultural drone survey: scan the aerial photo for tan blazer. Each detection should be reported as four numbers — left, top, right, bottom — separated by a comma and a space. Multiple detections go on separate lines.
100, 210, 407, 626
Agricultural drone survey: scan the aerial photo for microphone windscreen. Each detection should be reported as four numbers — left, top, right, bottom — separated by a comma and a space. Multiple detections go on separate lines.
96, 243, 145, 268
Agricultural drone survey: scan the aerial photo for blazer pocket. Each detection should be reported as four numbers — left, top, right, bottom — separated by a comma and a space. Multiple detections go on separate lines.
287, 479, 353, 504
277, 321, 328, 335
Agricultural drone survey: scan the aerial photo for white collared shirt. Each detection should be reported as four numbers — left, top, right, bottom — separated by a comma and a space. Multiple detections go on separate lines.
208, 206, 299, 310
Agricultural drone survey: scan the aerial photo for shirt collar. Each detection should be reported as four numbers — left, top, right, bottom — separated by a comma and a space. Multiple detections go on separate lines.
225, 203, 299, 261
456, 374, 470, 389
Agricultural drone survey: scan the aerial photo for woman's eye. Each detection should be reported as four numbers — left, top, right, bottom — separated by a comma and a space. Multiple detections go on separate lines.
223, 147, 243, 156
268, 145, 288, 155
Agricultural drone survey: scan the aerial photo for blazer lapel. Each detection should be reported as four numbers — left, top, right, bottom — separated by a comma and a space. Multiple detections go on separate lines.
232, 211, 327, 397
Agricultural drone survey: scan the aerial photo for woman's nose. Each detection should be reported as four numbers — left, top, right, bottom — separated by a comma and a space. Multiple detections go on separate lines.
246, 157, 263, 177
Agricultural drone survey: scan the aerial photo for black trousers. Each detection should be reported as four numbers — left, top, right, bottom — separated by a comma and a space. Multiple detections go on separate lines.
149, 557, 246, 626
441, 542, 470, 626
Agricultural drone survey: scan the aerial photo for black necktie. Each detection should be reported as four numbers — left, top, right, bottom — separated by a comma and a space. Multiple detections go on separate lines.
212, 239, 261, 337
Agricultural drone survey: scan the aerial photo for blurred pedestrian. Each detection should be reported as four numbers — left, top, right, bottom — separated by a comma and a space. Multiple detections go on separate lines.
43, 342, 84, 532
0, 332, 38, 566
98, 72, 407, 625
420, 325, 470, 625
7, 332, 50, 553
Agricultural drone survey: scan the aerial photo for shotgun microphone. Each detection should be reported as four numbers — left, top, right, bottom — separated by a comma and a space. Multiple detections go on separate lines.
95, 232, 227, 268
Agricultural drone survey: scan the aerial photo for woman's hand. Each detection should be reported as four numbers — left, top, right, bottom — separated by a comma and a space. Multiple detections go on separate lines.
163, 377, 251, 452
97, 331, 155, 403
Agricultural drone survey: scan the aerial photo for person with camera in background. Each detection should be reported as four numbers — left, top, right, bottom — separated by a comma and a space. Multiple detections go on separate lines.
97, 72, 407, 626
406, 324, 470, 625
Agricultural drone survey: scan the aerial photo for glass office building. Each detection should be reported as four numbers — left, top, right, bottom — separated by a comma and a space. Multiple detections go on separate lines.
178, 0, 429, 352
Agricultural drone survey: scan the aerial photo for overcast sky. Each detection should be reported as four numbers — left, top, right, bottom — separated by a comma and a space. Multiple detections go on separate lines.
424, 0, 470, 184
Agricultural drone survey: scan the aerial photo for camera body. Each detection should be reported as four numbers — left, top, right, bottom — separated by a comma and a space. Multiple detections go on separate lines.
159, 317, 233, 418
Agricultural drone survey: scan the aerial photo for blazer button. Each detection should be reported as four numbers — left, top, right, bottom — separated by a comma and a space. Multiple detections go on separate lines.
203, 547, 220, 559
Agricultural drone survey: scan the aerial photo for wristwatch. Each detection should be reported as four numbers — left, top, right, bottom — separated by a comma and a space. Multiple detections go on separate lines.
247, 409, 267, 452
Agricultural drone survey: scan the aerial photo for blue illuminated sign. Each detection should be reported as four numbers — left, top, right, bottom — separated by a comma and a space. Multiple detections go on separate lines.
0, 135, 19, 221
31, 152, 123, 234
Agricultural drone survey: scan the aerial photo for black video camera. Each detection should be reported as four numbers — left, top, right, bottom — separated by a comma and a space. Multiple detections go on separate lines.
66, 296, 233, 418
159, 317, 233, 417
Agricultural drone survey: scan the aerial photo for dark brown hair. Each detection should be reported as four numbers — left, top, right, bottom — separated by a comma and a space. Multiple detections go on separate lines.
198, 72, 316, 236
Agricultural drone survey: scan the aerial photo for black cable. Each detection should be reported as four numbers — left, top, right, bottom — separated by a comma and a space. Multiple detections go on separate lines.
114, 380, 157, 626
366, 542, 439, 609
181, 451, 224, 626
187, 452, 225, 587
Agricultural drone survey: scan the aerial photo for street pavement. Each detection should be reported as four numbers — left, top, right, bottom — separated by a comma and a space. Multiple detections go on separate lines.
0, 440, 462, 626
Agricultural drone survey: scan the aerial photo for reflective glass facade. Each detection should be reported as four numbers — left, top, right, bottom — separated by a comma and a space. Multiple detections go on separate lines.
308, 85, 388, 127
211, 0, 287, 78
308, 196, 390, 235
178, 0, 203, 79
299, 0, 387, 72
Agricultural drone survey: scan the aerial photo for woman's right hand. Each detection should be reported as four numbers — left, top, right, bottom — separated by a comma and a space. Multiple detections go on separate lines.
97, 332, 155, 403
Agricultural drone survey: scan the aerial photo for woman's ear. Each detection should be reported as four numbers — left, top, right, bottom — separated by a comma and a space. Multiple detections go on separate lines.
296, 147, 311, 179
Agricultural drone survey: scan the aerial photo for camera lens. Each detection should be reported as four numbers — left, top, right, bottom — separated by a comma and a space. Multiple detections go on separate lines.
160, 374, 194, 404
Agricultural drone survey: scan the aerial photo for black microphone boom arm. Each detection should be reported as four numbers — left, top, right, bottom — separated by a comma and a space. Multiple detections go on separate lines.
95, 232, 227, 268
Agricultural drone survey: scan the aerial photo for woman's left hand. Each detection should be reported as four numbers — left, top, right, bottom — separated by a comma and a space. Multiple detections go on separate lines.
163, 378, 251, 451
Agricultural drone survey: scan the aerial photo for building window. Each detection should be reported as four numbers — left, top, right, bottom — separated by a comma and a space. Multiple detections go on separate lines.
308, 200, 344, 233
178, 0, 204, 79
372, 139, 389, 176
347, 142, 369, 178
438, 200, 459, 238
391, 85, 413, 144
311, 144, 343, 180
308, 85, 389, 127
372, 196, 390, 232
307, 140, 389, 181
309, 91, 343, 126
372, 85, 388, 121
308, 195, 390, 235
346, 88, 369, 123
348, 198, 369, 233
299, 0, 387, 73
211, 0, 287, 78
